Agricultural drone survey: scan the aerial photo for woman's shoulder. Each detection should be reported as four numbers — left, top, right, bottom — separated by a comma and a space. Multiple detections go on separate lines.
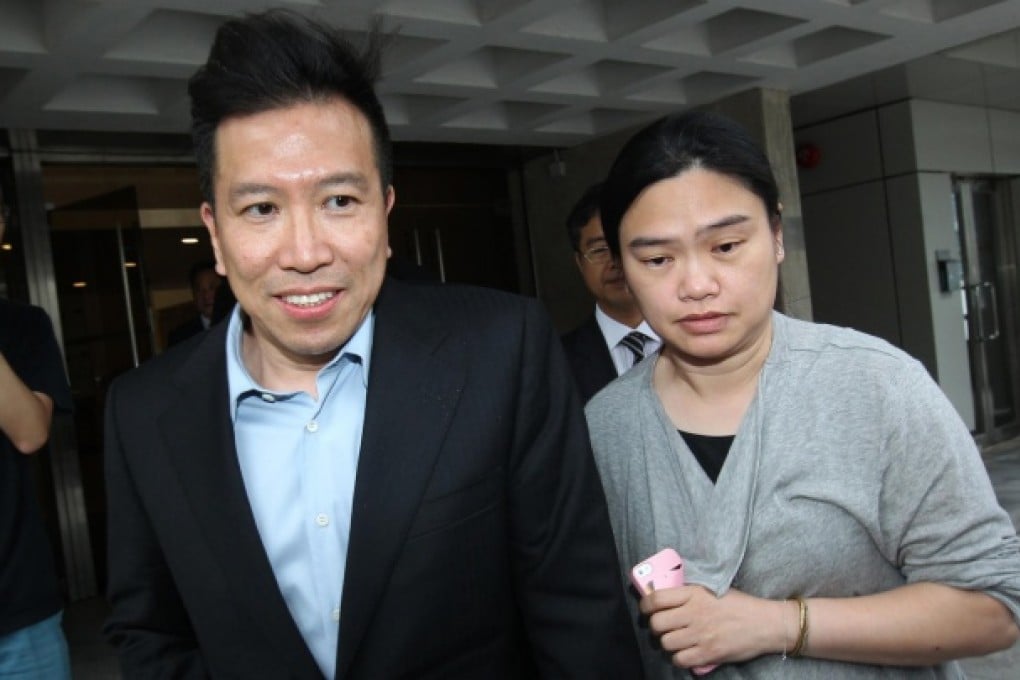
774, 312, 922, 374
585, 359, 651, 427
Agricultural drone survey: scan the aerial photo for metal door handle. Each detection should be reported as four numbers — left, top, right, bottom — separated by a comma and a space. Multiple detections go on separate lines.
983, 281, 1000, 341
968, 281, 1000, 342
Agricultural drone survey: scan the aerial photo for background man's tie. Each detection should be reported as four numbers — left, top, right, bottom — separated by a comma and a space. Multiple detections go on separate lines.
619, 331, 647, 366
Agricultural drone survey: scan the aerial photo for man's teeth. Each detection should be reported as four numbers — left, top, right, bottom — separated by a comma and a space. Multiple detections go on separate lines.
283, 292, 335, 307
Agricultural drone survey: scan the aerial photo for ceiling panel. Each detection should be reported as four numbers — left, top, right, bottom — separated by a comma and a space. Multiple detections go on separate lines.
0, 0, 1018, 145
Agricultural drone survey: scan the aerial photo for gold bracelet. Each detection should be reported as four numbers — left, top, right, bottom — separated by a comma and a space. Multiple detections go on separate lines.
788, 596, 809, 658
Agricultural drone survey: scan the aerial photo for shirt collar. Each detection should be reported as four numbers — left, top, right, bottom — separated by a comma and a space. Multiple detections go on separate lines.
594, 304, 660, 348
224, 305, 375, 421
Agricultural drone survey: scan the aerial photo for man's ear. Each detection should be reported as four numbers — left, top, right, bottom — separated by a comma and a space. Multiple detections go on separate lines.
200, 202, 227, 277
385, 185, 395, 216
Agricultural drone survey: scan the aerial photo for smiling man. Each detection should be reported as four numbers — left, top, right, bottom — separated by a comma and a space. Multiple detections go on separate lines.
562, 183, 660, 402
101, 9, 640, 680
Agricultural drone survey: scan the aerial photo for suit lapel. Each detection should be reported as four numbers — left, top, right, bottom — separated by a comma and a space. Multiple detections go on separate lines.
582, 316, 617, 380
335, 282, 465, 678
158, 325, 323, 678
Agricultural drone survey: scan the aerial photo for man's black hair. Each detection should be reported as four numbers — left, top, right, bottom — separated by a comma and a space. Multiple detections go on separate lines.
565, 182, 604, 253
188, 9, 392, 205
188, 260, 218, 290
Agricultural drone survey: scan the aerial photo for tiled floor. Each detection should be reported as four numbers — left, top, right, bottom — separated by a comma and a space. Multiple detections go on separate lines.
65, 442, 1020, 679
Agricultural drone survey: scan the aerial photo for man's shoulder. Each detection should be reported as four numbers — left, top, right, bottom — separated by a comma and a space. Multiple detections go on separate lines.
0, 299, 58, 359
561, 314, 598, 347
168, 316, 203, 344
379, 279, 537, 324
0, 297, 49, 328
115, 324, 224, 397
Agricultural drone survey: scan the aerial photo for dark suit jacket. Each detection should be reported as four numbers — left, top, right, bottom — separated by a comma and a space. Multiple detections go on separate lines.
104, 279, 641, 679
561, 314, 617, 403
167, 315, 206, 347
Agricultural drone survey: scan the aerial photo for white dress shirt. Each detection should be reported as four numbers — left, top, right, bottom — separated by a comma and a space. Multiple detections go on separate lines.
594, 305, 661, 375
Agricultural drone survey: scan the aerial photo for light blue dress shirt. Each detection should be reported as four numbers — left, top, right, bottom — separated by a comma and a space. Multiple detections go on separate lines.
225, 307, 372, 680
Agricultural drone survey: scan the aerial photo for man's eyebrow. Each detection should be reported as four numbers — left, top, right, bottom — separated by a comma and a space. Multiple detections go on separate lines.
228, 183, 277, 202
225, 173, 371, 202
627, 214, 751, 249
318, 172, 370, 191
582, 235, 608, 249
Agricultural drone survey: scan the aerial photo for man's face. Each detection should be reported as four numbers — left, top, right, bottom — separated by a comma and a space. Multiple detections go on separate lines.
201, 97, 393, 370
575, 215, 635, 315
192, 268, 221, 319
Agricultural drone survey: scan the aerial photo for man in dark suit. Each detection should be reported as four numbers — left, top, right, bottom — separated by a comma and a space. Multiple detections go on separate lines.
103, 10, 641, 680
561, 183, 659, 402
166, 261, 222, 347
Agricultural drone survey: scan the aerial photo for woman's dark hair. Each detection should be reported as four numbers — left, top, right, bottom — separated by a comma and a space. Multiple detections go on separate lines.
188, 9, 392, 205
600, 110, 781, 255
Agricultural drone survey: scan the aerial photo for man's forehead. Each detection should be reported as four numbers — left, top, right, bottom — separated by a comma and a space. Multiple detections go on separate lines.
209, 102, 383, 190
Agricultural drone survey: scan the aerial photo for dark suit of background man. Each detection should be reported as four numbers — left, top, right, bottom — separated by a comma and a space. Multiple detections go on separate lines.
167, 260, 222, 346
103, 10, 641, 680
561, 183, 660, 402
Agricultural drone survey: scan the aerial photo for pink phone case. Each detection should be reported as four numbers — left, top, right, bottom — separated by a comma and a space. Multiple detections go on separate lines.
630, 548, 717, 675
630, 547, 685, 594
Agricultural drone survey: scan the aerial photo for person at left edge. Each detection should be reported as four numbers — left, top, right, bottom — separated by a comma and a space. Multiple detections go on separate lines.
102, 9, 641, 680
0, 192, 73, 680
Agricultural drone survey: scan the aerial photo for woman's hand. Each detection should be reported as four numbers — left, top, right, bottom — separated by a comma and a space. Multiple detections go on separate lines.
640, 585, 790, 669
641, 582, 1019, 669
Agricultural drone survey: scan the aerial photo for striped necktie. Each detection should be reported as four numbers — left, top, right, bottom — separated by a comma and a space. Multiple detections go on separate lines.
619, 331, 647, 365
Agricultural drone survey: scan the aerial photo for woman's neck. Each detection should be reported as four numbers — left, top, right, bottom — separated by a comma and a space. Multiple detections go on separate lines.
653, 321, 773, 435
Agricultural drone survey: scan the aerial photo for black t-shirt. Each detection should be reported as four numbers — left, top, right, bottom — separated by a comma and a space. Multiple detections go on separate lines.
678, 430, 734, 484
0, 299, 72, 635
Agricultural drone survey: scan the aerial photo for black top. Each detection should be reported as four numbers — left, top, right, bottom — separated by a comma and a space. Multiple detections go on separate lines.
0, 299, 72, 635
678, 430, 734, 484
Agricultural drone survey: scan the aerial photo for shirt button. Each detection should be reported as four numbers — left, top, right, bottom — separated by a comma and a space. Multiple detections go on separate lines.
331, 608, 340, 622
315, 513, 329, 527
261, 393, 275, 403
306, 420, 318, 433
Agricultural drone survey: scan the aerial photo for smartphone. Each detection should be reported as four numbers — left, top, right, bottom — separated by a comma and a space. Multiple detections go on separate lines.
630, 547, 685, 594
630, 548, 717, 675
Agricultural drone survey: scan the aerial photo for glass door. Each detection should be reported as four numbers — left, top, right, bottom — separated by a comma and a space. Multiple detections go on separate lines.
954, 177, 1020, 447
47, 185, 154, 591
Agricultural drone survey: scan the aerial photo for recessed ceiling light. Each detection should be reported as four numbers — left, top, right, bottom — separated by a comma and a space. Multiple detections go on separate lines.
181, 237, 200, 245
124, 261, 137, 268
0, 243, 11, 251
72, 281, 87, 288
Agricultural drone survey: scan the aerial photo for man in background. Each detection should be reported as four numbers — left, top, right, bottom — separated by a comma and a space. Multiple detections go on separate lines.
167, 260, 222, 346
562, 182, 660, 402
0, 192, 73, 679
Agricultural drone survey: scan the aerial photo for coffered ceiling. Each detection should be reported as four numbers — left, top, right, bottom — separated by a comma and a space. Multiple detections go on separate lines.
1, 0, 1019, 147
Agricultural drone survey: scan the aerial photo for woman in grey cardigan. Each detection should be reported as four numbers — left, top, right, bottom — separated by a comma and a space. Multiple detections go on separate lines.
586, 110, 1020, 678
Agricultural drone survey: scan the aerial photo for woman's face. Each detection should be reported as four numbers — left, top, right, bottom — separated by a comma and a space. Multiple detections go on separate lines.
619, 167, 783, 366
